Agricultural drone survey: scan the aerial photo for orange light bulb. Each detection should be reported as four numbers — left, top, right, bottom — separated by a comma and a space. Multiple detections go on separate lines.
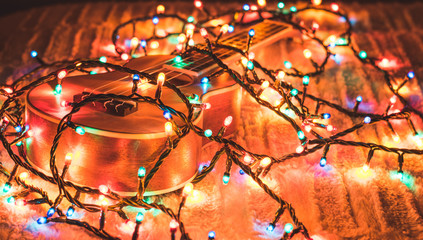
65, 153, 73, 166
157, 72, 165, 86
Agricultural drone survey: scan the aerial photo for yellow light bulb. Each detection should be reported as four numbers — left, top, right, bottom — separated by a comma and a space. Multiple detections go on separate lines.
274, 99, 281, 106
186, 29, 194, 38
328, 35, 337, 43
165, 122, 173, 136
220, 24, 229, 34
393, 134, 400, 143
260, 157, 271, 168
362, 164, 369, 172
100, 198, 109, 207
178, 33, 187, 43
183, 183, 194, 196
312, 0, 322, 6
19, 172, 29, 180
156, 5, 165, 14
277, 71, 285, 80
130, 37, 139, 48
257, 0, 266, 7
414, 136, 423, 148
150, 40, 159, 49
261, 81, 270, 89
241, 57, 248, 67
243, 154, 253, 164
303, 49, 312, 59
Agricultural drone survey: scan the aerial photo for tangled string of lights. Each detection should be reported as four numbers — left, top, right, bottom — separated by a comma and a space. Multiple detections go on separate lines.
0, 1, 420, 239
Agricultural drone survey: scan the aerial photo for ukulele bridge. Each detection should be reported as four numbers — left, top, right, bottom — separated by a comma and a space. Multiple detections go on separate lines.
74, 92, 138, 116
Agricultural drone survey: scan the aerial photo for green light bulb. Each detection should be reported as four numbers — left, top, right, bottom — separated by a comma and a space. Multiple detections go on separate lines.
75, 126, 85, 135
222, 173, 230, 185
204, 129, 212, 137
359, 51, 367, 59
136, 212, 144, 223
138, 167, 146, 178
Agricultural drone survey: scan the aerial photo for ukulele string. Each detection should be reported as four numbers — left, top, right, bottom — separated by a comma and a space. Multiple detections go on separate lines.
113, 47, 234, 96
94, 28, 246, 95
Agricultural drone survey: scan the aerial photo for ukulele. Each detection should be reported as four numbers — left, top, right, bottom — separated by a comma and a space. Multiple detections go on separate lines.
25, 20, 291, 195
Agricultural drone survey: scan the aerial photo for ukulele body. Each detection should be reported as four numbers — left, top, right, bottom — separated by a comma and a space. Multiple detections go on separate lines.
26, 55, 241, 195
25, 20, 291, 195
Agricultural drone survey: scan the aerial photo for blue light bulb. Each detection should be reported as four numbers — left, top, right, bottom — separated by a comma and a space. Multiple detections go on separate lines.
163, 111, 172, 120
322, 113, 331, 119
201, 77, 209, 84
267, 223, 275, 232
364, 116, 371, 124
319, 157, 327, 167
239, 169, 245, 175
30, 50, 38, 58
248, 29, 255, 37
140, 40, 147, 48
66, 206, 75, 217
228, 25, 234, 33
356, 96, 362, 102
47, 207, 56, 218
277, 2, 285, 9
37, 217, 47, 224
243, 4, 250, 11
407, 71, 415, 79
133, 74, 140, 81
208, 231, 216, 239
152, 16, 159, 25
15, 125, 22, 132
290, 6, 297, 12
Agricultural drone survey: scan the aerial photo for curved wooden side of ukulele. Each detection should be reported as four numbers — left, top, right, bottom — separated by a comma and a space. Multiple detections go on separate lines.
25, 55, 241, 195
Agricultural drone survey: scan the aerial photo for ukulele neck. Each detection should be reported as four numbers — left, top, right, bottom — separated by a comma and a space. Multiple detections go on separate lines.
163, 20, 289, 77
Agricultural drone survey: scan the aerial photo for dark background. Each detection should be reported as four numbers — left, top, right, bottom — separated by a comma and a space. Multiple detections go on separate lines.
0, 0, 419, 17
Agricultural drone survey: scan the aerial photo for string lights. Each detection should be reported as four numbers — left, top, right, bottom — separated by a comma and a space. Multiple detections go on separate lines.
0, 1, 421, 240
